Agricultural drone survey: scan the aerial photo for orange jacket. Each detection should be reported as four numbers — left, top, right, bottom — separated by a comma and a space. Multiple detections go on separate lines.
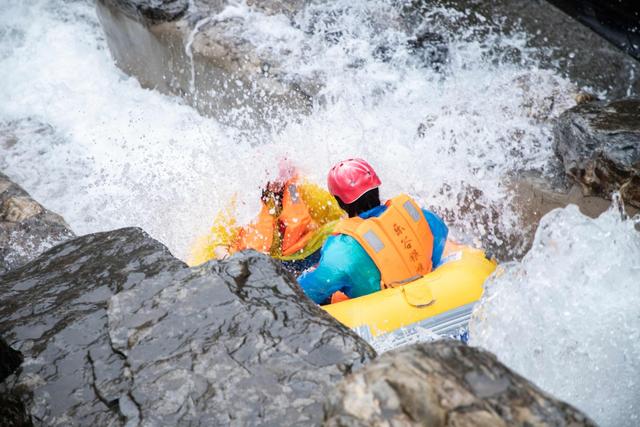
332, 194, 434, 289
235, 180, 318, 256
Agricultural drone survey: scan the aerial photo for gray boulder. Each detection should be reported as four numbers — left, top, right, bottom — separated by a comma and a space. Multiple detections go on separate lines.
554, 98, 640, 208
0, 227, 374, 425
106, 0, 189, 22
96, 0, 313, 126
324, 340, 595, 427
0, 172, 75, 275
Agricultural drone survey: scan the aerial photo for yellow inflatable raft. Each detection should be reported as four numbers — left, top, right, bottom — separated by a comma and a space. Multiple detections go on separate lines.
322, 244, 496, 339
189, 179, 496, 340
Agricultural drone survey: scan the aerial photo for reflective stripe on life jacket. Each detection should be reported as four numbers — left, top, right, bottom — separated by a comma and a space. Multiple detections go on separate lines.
332, 194, 434, 289
279, 182, 318, 256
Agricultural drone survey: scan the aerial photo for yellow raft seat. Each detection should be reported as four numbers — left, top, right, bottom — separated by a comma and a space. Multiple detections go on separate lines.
322, 244, 496, 339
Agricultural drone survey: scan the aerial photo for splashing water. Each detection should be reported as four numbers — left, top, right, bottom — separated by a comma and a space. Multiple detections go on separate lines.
186, 16, 214, 95
469, 199, 640, 426
1, 0, 638, 422
0, 0, 577, 260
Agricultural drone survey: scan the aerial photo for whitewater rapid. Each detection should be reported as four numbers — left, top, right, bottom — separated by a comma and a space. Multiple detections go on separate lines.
470, 200, 640, 427
1, 0, 638, 425
1, 0, 577, 260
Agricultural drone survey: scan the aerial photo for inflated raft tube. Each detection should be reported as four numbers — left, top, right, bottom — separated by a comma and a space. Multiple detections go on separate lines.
322, 243, 497, 339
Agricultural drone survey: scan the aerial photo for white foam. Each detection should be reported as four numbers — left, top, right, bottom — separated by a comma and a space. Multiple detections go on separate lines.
0, 0, 575, 262
1, 0, 639, 421
470, 200, 640, 426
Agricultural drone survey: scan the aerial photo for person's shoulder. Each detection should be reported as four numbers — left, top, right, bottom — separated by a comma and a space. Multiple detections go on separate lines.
421, 208, 448, 234
327, 233, 360, 248
421, 208, 439, 217
324, 233, 367, 258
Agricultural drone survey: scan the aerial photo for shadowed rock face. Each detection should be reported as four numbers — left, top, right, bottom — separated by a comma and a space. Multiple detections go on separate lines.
426, 0, 640, 98
0, 228, 374, 425
554, 98, 640, 208
0, 337, 31, 427
324, 340, 596, 427
0, 337, 22, 383
547, 0, 640, 60
0, 172, 75, 275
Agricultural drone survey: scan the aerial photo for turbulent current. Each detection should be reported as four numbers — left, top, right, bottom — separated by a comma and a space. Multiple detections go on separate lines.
0, 0, 578, 259
470, 199, 640, 426
0, 0, 638, 425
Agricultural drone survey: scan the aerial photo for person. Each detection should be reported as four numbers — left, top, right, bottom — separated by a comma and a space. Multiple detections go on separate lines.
233, 177, 318, 257
233, 174, 340, 274
298, 158, 448, 304
188, 159, 345, 272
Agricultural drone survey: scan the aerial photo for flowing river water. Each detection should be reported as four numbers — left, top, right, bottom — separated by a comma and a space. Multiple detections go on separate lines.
0, 0, 638, 425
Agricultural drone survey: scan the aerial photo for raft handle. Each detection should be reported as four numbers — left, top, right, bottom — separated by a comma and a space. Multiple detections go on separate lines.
402, 286, 436, 308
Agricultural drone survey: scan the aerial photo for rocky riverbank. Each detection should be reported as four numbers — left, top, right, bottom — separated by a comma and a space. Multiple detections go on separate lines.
324, 340, 595, 426
0, 174, 596, 426
0, 225, 373, 425
0, 219, 593, 425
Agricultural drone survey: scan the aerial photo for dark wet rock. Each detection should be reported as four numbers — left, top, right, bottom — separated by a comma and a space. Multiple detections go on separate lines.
0, 392, 32, 427
547, 0, 640, 60
324, 340, 595, 427
554, 97, 640, 208
0, 172, 75, 275
108, 252, 374, 425
0, 337, 22, 383
108, 0, 189, 23
0, 338, 31, 426
415, 0, 640, 98
0, 227, 374, 425
0, 228, 184, 425
408, 31, 449, 71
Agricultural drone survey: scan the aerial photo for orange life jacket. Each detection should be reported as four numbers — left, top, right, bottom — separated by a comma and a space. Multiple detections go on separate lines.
332, 194, 434, 289
235, 180, 317, 256
235, 202, 275, 253
279, 182, 318, 256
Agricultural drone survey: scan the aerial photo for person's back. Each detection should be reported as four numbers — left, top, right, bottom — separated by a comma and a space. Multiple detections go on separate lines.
298, 159, 448, 304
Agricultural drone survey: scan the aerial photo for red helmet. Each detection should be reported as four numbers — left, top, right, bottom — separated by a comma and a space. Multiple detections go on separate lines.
327, 158, 381, 204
